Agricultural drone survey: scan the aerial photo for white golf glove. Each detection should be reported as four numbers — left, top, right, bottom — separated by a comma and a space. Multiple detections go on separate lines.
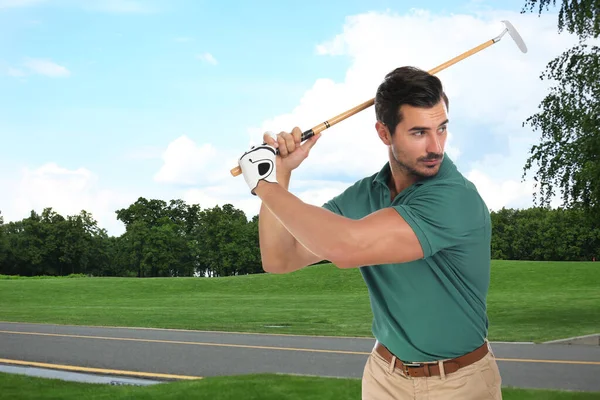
238, 144, 278, 195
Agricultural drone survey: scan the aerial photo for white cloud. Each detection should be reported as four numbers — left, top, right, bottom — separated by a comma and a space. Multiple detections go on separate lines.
467, 170, 533, 210
154, 135, 223, 185
196, 52, 218, 65
3, 163, 133, 236
292, 179, 355, 209
23, 58, 70, 77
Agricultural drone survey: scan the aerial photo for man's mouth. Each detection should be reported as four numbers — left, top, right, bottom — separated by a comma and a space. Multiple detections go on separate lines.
420, 156, 442, 166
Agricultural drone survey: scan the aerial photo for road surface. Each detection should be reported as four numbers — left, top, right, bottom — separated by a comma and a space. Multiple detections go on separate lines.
0, 322, 598, 392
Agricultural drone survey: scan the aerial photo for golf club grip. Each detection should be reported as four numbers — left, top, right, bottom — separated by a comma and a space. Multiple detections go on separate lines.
229, 128, 315, 177
230, 37, 497, 177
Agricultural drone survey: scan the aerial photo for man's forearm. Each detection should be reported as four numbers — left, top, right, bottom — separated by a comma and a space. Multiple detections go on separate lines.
258, 171, 302, 273
255, 180, 356, 267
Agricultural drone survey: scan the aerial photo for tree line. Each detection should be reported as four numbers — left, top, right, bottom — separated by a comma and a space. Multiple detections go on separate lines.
490, 206, 599, 261
0, 200, 598, 278
0, 198, 262, 278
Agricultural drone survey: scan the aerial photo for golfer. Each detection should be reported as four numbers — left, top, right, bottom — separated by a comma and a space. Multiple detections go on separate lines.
238, 66, 502, 399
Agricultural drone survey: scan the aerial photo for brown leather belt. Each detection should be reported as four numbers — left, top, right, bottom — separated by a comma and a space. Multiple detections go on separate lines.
374, 342, 489, 378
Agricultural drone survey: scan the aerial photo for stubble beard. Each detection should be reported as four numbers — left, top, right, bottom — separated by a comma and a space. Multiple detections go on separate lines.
391, 152, 443, 180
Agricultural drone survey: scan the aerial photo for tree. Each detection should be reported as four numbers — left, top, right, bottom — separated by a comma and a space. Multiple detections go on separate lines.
116, 198, 168, 229
0, 211, 6, 271
115, 198, 202, 277
60, 210, 110, 276
192, 204, 262, 277
1, 199, 264, 277
521, 0, 600, 216
490, 207, 600, 261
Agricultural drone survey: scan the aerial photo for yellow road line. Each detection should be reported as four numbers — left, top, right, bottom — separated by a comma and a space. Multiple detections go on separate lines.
0, 330, 367, 355
495, 357, 600, 366
1, 330, 599, 366
0, 321, 373, 340
0, 358, 202, 380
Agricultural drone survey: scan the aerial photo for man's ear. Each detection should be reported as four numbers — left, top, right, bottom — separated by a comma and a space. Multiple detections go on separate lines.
376, 121, 392, 146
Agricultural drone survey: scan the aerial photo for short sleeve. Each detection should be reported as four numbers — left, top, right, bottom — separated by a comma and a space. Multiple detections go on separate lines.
322, 197, 343, 216
393, 183, 489, 258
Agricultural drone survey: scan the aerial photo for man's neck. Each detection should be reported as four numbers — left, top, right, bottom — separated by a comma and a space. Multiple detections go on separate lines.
387, 162, 419, 200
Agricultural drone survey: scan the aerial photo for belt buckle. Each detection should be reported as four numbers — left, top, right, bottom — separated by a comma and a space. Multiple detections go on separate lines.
401, 361, 422, 376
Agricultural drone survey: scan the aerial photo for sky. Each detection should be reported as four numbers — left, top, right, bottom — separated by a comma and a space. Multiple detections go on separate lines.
0, 0, 583, 236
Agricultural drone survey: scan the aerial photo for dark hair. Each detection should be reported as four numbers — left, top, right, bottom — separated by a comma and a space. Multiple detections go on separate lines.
374, 66, 449, 134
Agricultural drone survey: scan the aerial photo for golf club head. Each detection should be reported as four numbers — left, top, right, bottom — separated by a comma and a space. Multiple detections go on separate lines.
501, 20, 528, 53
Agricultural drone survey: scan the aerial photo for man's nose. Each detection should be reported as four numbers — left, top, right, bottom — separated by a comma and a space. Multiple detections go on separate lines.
427, 135, 442, 154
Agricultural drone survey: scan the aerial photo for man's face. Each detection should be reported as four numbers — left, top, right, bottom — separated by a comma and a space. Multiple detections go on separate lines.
383, 100, 448, 179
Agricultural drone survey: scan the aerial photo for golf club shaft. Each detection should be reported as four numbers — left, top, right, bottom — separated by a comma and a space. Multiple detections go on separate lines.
230, 38, 495, 177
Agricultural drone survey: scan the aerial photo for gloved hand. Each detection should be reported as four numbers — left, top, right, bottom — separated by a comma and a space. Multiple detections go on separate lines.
238, 144, 278, 195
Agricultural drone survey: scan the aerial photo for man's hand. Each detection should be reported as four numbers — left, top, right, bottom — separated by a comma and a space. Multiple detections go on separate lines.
264, 127, 321, 177
238, 144, 278, 195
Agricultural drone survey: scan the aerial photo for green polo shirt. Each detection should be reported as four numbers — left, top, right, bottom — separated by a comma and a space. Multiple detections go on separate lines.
322, 155, 491, 362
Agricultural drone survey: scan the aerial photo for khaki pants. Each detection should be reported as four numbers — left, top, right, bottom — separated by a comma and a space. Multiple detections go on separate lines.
361, 343, 502, 399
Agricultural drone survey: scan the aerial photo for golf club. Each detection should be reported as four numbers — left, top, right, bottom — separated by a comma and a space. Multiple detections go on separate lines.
230, 20, 527, 177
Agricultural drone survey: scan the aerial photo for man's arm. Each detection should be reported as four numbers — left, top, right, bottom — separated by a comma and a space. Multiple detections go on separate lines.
253, 128, 324, 274
239, 137, 485, 269
255, 181, 424, 269
258, 170, 323, 274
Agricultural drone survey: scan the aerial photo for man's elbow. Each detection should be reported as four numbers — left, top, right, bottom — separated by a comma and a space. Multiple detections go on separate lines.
262, 258, 303, 274
327, 249, 361, 270
330, 257, 360, 269
325, 234, 362, 269
262, 262, 289, 274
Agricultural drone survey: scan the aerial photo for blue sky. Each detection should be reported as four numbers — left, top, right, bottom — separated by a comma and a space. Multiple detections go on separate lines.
0, 0, 575, 235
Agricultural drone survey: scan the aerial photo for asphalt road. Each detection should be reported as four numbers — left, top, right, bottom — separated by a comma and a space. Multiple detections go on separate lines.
0, 322, 599, 392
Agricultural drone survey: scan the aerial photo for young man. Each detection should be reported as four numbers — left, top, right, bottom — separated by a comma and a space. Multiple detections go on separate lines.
237, 66, 502, 399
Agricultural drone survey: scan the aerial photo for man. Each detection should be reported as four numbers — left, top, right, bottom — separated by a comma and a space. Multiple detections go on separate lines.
237, 66, 502, 399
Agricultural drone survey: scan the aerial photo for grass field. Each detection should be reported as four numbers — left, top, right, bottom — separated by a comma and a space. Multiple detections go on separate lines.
1, 260, 598, 342
1, 372, 599, 400
1, 260, 598, 399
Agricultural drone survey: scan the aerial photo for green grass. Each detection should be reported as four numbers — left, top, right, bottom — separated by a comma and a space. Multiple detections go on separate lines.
0, 372, 598, 400
487, 260, 599, 342
0, 261, 598, 342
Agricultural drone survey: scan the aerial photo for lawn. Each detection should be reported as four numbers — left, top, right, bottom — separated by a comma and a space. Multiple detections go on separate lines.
1, 261, 598, 398
0, 260, 598, 342
1, 372, 599, 400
